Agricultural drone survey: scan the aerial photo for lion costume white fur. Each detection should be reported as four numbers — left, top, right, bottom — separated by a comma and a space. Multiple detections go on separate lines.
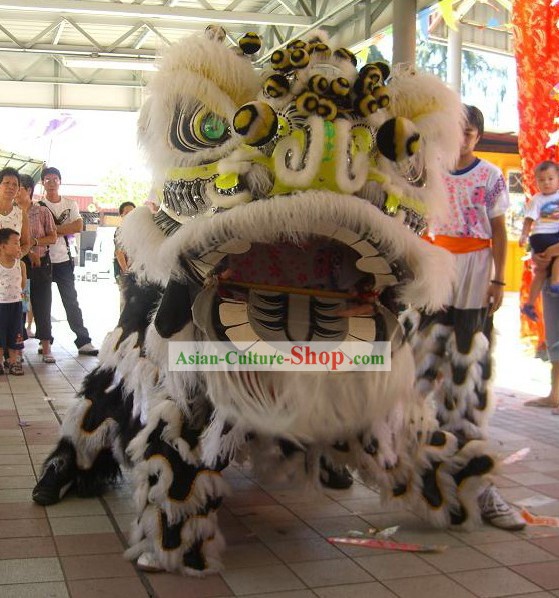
33, 27, 497, 575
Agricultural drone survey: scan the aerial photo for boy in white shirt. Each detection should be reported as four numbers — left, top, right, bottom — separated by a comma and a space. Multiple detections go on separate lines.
519, 161, 559, 321
0, 228, 26, 375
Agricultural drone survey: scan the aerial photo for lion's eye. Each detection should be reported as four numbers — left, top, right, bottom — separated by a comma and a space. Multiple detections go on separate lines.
169, 105, 230, 152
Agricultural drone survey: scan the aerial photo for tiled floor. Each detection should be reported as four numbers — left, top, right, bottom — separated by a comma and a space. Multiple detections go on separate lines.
1, 283, 559, 597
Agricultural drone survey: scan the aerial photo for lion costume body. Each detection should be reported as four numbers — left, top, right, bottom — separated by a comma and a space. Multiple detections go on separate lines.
33, 27, 497, 575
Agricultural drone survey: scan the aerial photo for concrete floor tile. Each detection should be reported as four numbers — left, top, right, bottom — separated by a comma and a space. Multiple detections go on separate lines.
222, 541, 280, 569
511, 561, 559, 590
0, 582, 69, 597
221, 564, 305, 595
0, 464, 34, 477
354, 552, 438, 580
244, 592, 314, 598
0, 502, 45, 519
505, 473, 559, 486
289, 557, 373, 587
0, 476, 36, 489
477, 540, 557, 566
46, 497, 105, 517
0, 488, 33, 502
314, 583, 397, 598
49, 515, 115, 536
0, 536, 56, 559
267, 537, 343, 563
147, 572, 233, 597
384, 574, 477, 598
60, 553, 136, 580
419, 545, 500, 572
66, 577, 148, 598
450, 566, 541, 597
0, 557, 64, 584
450, 526, 521, 546
54, 532, 124, 556
0, 517, 51, 538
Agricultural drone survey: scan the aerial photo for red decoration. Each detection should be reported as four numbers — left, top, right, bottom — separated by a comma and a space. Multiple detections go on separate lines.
513, 0, 559, 350
513, 0, 559, 195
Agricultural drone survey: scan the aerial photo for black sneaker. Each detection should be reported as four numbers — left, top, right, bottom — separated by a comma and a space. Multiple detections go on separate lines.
31, 463, 74, 507
319, 458, 353, 489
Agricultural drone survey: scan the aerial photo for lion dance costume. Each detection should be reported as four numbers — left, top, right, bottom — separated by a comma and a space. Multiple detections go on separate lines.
33, 27, 497, 575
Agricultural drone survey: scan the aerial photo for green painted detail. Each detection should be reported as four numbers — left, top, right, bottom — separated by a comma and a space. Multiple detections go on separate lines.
322, 121, 336, 163
202, 114, 227, 140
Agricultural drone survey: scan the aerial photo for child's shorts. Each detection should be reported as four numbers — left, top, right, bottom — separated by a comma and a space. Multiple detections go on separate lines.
529, 232, 559, 254
0, 302, 24, 350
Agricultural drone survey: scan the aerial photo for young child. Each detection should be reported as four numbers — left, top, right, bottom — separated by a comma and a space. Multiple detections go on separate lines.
519, 161, 559, 321
0, 228, 26, 375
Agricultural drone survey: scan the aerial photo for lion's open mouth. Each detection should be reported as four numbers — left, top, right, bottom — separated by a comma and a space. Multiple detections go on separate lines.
188, 225, 407, 348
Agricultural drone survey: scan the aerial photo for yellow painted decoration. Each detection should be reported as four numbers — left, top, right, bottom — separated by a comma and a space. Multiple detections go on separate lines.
233, 102, 278, 147
238, 32, 261, 55
356, 95, 378, 116
290, 48, 310, 68
166, 163, 219, 182
385, 194, 400, 214
276, 115, 291, 137
437, 0, 458, 31
330, 77, 350, 97
215, 172, 239, 191
373, 86, 390, 108
233, 107, 253, 132
287, 39, 307, 50
308, 74, 329, 95
361, 65, 383, 85
408, 137, 420, 155
309, 43, 331, 57
333, 48, 357, 66
271, 49, 291, 70
316, 98, 337, 121
264, 74, 290, 98
296, 91, 319, 116
351, 127, 373, 155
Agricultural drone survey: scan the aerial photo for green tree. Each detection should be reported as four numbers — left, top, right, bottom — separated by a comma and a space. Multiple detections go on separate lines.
415, 38, 508, 125
94, 169, 151, 209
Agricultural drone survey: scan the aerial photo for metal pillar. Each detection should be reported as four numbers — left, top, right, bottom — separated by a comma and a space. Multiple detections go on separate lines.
392, 0, 417, 66
447, 24, 462, 93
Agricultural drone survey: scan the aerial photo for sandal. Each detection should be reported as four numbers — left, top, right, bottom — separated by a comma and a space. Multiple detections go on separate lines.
42, 355, 56, 364
520, 304, 538, 322
7, 362, 23, 376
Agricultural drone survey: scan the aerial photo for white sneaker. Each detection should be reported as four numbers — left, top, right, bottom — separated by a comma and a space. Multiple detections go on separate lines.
77, 342, 98, 356
137, 552, 164, 572
479, 485, 526, 531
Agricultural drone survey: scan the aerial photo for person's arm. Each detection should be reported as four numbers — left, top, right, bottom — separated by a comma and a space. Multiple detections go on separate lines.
487, 214, 507, 314
19, 211, 31, 256
57, 217, 83, 236
20, 260, 27, 291
519, 217, 534, 247
115, 248, 129, 273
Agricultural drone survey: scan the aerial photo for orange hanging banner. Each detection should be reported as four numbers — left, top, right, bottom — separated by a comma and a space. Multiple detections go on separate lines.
512, 0, 559, 195
512, 1, 559, 347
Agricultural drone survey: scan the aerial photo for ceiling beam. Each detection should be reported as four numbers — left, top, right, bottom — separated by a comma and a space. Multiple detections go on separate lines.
256, 0, 363, 64
0, 43, 156, 59
0, 75, 145, 88
0, 0, 314, 27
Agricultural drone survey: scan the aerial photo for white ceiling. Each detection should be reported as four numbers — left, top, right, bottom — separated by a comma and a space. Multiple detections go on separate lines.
0, 0, 510, 112
0, 0, 441, 110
